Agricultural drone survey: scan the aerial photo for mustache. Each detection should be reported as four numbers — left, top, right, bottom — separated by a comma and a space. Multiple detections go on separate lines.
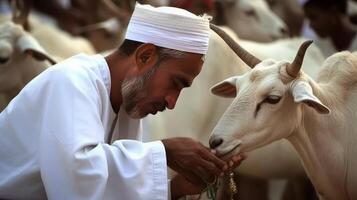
153, 101, 168, 112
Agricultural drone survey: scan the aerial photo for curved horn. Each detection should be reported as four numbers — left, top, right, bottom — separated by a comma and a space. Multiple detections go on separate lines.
101, 0, 131, 23
286, 40, 313, 78
11, 0, 30, 29
210, 24, 261, 68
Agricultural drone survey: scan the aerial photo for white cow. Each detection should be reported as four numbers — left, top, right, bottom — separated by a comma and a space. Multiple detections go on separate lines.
209, 27, 357, 199
215, 0, 288, 42
0, 21, 56, 110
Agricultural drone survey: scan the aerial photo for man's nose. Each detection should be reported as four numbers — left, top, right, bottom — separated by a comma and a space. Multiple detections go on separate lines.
165, 91, 180, 110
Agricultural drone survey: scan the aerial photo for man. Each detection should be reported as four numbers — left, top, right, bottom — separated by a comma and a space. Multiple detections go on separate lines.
0, 3, 244, 200
303, 0, 357, 57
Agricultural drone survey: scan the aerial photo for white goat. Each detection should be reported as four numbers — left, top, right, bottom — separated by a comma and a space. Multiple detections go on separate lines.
0, 21, 55, 110
146, 26, 325, 200
209, 26, 357, 199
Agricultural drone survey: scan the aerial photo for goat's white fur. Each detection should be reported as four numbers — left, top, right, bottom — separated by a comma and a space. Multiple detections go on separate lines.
210, 51, 357, 199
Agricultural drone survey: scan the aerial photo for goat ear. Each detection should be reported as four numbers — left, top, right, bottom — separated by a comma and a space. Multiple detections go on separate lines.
17, 34, 57, 65
291, 80, 330, 114
210, 76, 238, 98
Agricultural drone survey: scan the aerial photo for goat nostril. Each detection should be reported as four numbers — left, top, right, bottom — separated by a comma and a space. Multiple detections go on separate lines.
209, 138, 223, 149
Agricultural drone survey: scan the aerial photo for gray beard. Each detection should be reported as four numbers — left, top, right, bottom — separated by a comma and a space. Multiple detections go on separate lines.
121, 67, 157, 118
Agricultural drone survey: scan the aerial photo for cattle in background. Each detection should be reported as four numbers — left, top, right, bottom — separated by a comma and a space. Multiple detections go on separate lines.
0, 0, 96, 60
0, 0, 96, 110
265, 0, 305, 37
214, 0, 288, 42
27, 15, 96, 60
0, 22, 56, 110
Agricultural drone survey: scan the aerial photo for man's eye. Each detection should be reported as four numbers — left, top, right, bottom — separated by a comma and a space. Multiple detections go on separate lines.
264, 95, 281, 104
174, 77, 189, 89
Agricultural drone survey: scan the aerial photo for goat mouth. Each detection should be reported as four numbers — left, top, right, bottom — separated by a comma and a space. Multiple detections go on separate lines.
219, 143, 241, 157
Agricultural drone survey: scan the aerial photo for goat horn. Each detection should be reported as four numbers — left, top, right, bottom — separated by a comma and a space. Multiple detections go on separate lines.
286, 40, 313, 78
210, 24, 261, 68
101, 0, 131, 22
11, 0, 30, 28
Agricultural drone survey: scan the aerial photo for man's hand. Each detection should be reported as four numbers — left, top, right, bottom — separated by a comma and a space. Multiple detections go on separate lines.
162, 137, 227, 185
163, 138, 245, 185
170, 174, 205, 200
168, 147, 246, 200
223, 153, 247, 171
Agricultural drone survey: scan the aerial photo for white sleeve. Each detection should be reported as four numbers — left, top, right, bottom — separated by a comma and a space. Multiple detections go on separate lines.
38, 70, 168, 200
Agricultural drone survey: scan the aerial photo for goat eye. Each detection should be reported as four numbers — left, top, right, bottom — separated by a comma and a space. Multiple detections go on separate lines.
0, 57, 9, 64
264, 95, 281, 104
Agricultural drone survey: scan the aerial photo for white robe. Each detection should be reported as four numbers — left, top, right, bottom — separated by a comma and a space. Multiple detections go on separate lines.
0, 54, 168, 200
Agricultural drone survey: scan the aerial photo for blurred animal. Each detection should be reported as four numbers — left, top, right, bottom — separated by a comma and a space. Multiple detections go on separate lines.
265, 0, 305, 37
0, 21, 56, 110
214, 0, 288, 42
0, 0, 96, 60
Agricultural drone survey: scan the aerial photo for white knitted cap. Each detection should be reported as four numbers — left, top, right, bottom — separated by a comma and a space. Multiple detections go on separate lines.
125, 3, 211, 54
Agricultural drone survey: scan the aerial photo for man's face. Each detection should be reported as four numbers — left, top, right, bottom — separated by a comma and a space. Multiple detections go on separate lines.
122, 53, 203, 119
304, 6, 337, 38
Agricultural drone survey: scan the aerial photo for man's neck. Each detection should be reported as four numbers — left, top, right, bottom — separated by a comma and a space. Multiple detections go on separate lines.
105, 51, 131, 113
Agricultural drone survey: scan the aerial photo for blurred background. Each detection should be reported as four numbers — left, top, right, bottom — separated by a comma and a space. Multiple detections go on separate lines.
1, 0, 356, 199
2, 0, 357, 54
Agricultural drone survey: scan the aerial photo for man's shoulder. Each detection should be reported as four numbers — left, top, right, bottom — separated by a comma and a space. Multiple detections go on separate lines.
48, 54, 105, 85
53, 53, 101, 74
22, 54, 108, 97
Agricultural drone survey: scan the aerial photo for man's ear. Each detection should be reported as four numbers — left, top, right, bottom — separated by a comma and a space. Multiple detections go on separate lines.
210, 76, 239, 98
134, 43, 158, 71
291, 80, 330, 114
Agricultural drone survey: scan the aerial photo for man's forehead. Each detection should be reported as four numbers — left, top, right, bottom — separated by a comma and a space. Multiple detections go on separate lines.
165, 53, 203, 80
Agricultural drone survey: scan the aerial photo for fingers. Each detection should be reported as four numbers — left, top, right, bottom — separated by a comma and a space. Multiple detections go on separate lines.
194, 158, 221, 183
177, 168, 204, 186
198, 147, 228, 172
163, 137, 246, 187
195, 165, 215, 184
227, 154, 247, 170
